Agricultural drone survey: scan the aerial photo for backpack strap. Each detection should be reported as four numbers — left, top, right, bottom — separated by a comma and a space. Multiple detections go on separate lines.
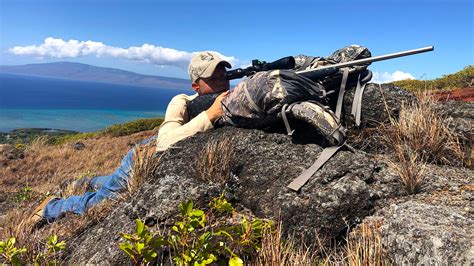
243, 85, 265, 116
287, 143, 346, 191
335, 68, 350, 120
350, 74, 366, 126
281, 103, 295, 135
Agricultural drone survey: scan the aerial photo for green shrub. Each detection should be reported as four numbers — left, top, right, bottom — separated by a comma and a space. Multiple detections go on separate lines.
14, 186, 34, 203
101, 117, 163, 137
118, 219, 165, 265
35, 117, 164, 146
0, 237, 27, 266
34, 235, 66, 266
46, 132, 99, 145
118, 195, 272, 265
0, 235, 66, 266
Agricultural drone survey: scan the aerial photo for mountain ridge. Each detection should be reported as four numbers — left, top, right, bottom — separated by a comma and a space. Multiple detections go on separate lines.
0, 61, 190, 90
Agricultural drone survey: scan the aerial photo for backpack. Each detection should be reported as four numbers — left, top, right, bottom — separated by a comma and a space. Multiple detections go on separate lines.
294, 45, 373, 126
186, 45, 373, 190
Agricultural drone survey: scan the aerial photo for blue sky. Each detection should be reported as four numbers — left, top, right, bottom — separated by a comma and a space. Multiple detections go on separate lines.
1, 0, 473, 83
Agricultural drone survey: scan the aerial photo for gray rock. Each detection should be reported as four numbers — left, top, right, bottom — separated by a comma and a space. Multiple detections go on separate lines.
0, 144, 24, 166
72, 141, 86, 150
366, 163, 474, 264
66, 127, 381, 263
62, 84, 473, 264
377, 200, 473, 264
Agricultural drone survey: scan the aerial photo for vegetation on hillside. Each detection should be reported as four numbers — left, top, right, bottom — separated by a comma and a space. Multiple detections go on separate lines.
391, 65, 473, 91
1, 117, 164, 146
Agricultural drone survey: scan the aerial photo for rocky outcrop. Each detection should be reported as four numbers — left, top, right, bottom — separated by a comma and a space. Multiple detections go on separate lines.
67, 127, 384, 263
379, 200, 473, 264
63, 84, 473, 264
367, 164, 473, 264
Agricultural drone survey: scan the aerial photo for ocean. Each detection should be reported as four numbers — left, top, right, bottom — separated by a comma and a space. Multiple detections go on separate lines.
0, 73, 190, 132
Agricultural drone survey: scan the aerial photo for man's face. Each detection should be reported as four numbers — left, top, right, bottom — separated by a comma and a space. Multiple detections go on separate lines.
194, 64, 230, 95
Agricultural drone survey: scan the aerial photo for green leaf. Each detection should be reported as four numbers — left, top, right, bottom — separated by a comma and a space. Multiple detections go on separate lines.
121, 246, 136, 259
199, 231, 212, 241
190, 209, 204, 217
214, 230, 233, 240
180, 200, 193, 216
135, 242, 145, 253
49, 235, 58, 245
56, 241, 66, 250
196, 253, 216, 265
183, 253, 192, 262
142, 249, 157, 262
135, 219, 145, 235
118, 242, 134, 252
120, 233, 135, 241
7, 237, 15, 248
150, 236, 166, 249
186, 200, 194, 215
229, 256, 244, 266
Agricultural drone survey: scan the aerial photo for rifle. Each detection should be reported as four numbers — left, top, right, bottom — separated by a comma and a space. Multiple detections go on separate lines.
225, 46, 434, 80
297, 46, 434, 80
190, 46, 435, 121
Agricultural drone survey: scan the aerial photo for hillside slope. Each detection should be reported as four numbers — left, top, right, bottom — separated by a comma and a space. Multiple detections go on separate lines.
0, 62, 189, 89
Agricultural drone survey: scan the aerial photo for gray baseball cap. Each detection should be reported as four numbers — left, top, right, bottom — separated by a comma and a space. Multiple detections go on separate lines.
188, 51, 232, 83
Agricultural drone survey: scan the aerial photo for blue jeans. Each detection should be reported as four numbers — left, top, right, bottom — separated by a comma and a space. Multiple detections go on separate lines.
43, 136, 156, 221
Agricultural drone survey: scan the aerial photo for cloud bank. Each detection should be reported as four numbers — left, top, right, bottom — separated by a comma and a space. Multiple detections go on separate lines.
8, 38, 417, 82
372, 70, 415, 83
8, 37, 237, 68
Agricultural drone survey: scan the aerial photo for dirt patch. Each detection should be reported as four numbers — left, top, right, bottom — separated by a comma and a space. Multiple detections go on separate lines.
431, 87, 474, 102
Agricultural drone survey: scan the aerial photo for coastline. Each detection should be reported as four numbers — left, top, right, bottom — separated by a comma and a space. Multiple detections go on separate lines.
0, 128, 80, 145
0, 108, 166, 132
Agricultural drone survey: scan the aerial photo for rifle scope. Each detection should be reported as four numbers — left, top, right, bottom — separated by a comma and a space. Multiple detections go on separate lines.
226, 56, 295, 80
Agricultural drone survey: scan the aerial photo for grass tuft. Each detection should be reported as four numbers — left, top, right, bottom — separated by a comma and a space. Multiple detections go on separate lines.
382, 91, 463, 193
127, 142, 162, 195
346, 220, 387, 266
252, 222, 320, 265
194, 136, 236, 184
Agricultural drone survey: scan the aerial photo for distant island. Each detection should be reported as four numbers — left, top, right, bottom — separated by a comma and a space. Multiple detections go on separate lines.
0, 61, 190, 90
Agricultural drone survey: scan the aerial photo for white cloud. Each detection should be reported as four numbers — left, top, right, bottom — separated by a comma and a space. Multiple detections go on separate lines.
372, 70, 415, 83
8, 37, 238, 69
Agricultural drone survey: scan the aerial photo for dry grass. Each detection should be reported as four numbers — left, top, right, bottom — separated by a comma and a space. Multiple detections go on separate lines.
127, 141, 162, 194
0, 130, 155, 264
381, 91, 463, 194
346, 220, 387, 266
251, 222, 320, 266
251, 220, 389, 266
385, 91, 463, 165
0, 131, 154, 194
385, 147, 427, 194
1, 197, 121, 264
194, 136, 236, 184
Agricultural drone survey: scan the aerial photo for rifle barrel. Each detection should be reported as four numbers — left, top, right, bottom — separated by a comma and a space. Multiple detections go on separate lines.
296, 46, 434, 75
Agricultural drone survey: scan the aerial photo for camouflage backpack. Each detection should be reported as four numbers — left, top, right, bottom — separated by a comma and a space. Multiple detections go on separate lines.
187, 45, 373, 190
294, 45, 373, 125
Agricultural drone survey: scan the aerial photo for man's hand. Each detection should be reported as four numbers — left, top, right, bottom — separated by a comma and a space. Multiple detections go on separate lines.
205, 90, 230, 123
